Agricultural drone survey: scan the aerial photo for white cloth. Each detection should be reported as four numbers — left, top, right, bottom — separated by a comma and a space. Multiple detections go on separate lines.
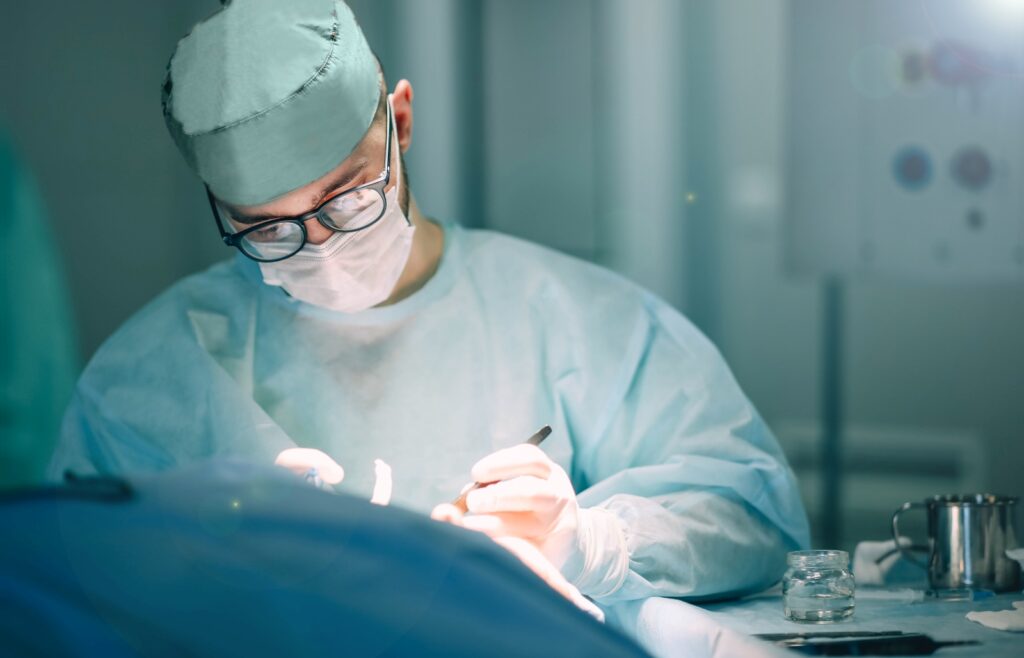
852, 537, 914, 586
1007, 548, 1024, 572
606, 597, 791, 658
966, 601, 1024, 632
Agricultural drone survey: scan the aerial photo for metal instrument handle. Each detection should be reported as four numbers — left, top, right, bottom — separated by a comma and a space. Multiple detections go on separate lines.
891, 501, 930, 570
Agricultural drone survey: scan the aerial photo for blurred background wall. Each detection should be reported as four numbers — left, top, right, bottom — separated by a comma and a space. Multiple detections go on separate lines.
1, 0, 1021, 549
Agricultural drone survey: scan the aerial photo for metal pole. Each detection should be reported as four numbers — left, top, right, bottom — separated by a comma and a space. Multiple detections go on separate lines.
821, 276, 845, 548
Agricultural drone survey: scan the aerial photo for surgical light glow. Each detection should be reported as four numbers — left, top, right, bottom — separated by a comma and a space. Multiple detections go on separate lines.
982, 0, 1024, 20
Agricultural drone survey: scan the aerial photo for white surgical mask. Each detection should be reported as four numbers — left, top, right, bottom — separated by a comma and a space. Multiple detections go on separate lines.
259, 129, 415, 313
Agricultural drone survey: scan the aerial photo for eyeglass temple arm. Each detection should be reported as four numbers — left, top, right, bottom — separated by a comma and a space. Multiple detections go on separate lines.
206, 188, 237, 245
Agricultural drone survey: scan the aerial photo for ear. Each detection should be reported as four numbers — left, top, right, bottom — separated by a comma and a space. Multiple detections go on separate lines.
391, 79, 414, 153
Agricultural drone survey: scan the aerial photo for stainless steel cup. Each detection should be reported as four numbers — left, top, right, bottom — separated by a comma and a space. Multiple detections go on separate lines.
892, 494, 1020, 592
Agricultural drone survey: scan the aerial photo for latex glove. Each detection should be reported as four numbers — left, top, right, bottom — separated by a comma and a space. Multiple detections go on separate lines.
456, 444, 582, 574
275, 448, 344, 489
276, 449, 394, 505
370, 458, 393, 506
432, 503, 604, 622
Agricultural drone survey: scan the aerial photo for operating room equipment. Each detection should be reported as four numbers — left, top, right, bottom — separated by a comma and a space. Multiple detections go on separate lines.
304, 467, 325, 488
756, 631, 918, 642
451, 425, 551, 512
698, 586, 1023, 658
928, 588, 995, 602
853, 588, 925, 603
786, 0, 1024, 284
783, 550, 856, 623
764, 632, 979, 655
892, 494, 1020, 592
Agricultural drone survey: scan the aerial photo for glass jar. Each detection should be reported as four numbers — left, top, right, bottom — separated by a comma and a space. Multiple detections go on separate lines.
783, 550, 855, 623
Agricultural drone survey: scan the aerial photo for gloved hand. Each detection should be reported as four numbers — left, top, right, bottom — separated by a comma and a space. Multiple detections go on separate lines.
275, 448, 345, 489
453, 444, 583, 574
431, 502, 604, 622
275, 448, 393, 505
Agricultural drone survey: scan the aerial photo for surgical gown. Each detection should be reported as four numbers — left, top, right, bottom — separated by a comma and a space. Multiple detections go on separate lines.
49, 221, 810, 603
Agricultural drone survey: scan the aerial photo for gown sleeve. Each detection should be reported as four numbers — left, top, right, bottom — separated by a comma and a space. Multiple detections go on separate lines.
565, 291, 810, 603
47, 283, 296, 481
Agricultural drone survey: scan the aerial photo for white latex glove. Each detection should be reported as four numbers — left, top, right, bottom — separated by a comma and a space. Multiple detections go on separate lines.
432, 503, 604, 622
370, 458, 393, 506
275, 448, 345, 488
276, 449, 394, 506
456, 444, 582, 574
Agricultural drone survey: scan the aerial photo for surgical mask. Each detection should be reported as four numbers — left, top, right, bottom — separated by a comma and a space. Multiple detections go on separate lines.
259, 134, 415, 313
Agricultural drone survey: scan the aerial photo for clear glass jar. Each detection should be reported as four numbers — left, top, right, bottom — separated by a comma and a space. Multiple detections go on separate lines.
783, 550, 855, 622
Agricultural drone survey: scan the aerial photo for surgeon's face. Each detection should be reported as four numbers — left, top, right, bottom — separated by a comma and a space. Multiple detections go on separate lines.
219, 80, 415, 245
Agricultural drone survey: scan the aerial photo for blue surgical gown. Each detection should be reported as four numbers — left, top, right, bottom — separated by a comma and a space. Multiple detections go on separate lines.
49, 221, 810, 603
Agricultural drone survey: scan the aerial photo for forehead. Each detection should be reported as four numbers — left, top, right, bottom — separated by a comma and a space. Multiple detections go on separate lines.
223, 155, 371, 223
222, 110, 387, 222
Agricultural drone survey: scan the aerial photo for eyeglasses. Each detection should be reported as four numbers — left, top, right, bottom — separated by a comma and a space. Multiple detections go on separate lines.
208, 100, 394, 263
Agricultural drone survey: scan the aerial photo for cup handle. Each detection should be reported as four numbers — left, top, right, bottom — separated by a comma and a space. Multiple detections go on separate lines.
891, 501, 930, 570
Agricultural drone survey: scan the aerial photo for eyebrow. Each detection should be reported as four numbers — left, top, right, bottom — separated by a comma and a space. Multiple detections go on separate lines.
227, 158, 370, 225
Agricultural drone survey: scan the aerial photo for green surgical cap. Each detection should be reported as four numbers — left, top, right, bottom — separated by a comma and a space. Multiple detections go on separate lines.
162, 0, 382, 206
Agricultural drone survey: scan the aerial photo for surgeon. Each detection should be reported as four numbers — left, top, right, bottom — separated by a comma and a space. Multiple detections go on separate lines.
49, 0, 809, 609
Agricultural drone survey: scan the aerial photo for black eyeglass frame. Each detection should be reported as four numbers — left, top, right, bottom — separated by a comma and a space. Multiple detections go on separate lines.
207, 100, 394, 263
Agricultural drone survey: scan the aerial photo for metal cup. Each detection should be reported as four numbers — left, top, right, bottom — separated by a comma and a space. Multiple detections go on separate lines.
892, 494, 1020, 592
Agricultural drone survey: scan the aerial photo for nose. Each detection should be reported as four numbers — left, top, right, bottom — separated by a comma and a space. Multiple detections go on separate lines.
303, 216, 335, 245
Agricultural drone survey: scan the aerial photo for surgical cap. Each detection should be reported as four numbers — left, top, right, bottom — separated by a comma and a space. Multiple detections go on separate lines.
162, 0, 382, 206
